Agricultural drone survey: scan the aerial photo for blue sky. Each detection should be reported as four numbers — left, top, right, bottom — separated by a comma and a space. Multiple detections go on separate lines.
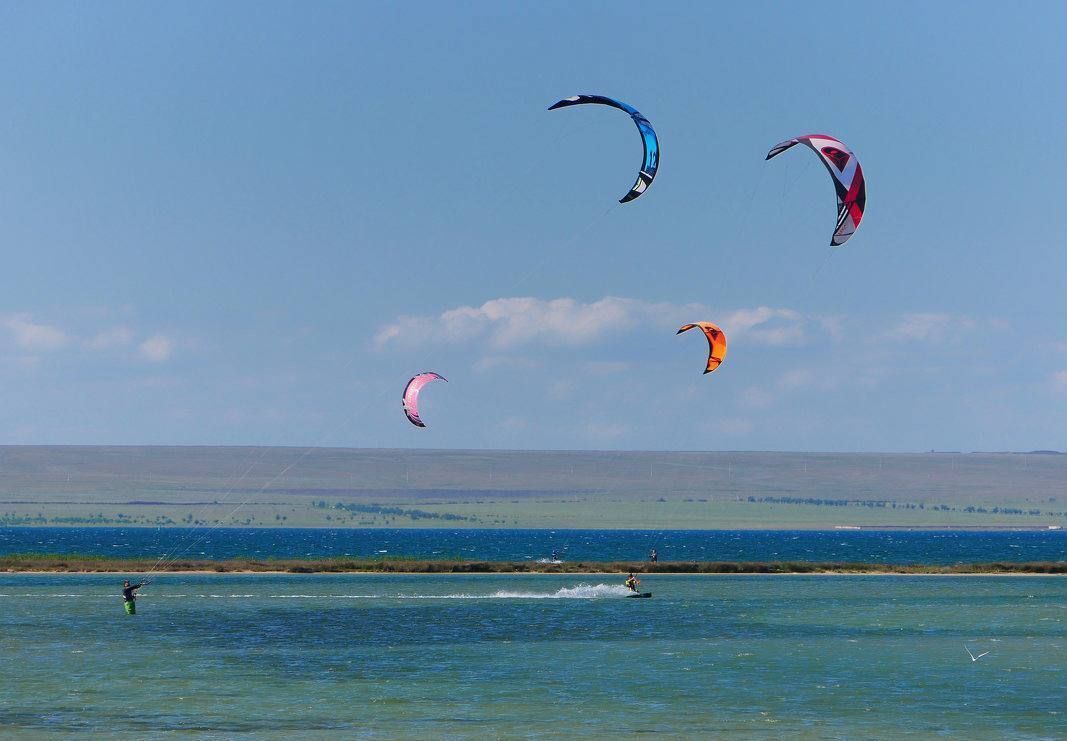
0, 1, 1064, 451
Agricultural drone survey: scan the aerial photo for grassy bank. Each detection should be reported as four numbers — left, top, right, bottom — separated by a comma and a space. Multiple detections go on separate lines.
1, 553, 1064, 574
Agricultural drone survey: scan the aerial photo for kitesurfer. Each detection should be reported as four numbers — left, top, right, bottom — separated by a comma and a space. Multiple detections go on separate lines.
122, 580, 143, 614
649, 549, 658, 563
625, 572, 640, 593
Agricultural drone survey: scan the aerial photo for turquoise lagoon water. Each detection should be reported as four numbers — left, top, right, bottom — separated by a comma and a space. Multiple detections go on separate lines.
1, 573, 1063, 738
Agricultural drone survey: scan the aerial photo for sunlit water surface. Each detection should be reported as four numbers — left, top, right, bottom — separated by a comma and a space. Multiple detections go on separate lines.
1, 574, 1063, 738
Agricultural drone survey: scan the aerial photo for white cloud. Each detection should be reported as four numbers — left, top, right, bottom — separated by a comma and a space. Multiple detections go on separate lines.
138, 334, 174, 362
376, 296, 806, 350
3, 314, 67, 350
720, 306, 801, 335
887, 313, 976, 342
85, 326, 134, 351
747, 323, 806, 346
377, 297, 637, 349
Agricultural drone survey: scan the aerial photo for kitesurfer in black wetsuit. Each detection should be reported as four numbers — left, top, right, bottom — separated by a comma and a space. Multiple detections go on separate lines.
122, 580, 142, 602
122, 580, 142, 615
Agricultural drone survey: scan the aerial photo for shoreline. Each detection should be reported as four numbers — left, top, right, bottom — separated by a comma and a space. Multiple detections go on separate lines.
2, 524, 1063, 531
3, 570, 1064, 577
2, 556, 1064, 575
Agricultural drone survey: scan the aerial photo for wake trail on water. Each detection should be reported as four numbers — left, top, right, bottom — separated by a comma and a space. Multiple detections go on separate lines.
171, 583, 635, 600
496, 583, 634, 599
402, 583, 634, 600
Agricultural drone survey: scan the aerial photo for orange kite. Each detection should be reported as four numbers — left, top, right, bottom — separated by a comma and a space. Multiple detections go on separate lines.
677, 322, 727, 374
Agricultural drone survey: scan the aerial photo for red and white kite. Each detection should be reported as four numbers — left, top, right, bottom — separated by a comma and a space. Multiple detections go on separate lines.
767, 134, 866, 246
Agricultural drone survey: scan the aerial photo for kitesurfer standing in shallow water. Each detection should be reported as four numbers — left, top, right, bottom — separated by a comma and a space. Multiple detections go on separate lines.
122, 580, 143, 614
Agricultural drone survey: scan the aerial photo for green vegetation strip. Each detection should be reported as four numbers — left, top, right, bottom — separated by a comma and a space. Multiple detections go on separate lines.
1, 554, 1064, 574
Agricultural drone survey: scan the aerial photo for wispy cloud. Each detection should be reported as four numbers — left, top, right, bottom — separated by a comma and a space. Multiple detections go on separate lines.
138, 334, 174, 362
375, 296, 806, 350
886, 313, 976, 342
3, 314, 67, 350
376, 297, 639, 349
85, 326, 134, 351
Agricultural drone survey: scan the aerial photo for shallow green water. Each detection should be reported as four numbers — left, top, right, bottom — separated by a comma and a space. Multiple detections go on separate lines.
1, 574, 1064, 738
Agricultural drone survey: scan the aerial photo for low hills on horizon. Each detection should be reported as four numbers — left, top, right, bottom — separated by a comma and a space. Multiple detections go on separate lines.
0, 446, 1064, 530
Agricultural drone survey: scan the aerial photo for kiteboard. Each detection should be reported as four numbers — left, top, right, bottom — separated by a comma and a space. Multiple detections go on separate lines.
124, 600, 136, 615
626, 592, 652, 599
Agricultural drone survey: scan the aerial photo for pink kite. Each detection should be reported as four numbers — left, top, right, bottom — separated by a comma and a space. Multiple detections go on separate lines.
402, 372, 447, 428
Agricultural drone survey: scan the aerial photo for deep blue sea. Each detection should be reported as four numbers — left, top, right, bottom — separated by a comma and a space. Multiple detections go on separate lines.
1, 527, 1065, 563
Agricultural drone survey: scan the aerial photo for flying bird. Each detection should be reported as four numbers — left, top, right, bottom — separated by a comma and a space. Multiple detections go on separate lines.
964, 644, 990, 662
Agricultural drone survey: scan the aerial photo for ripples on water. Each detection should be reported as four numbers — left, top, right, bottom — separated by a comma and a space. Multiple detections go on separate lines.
2, 527, 1065, 564
0, 573, 1064, 737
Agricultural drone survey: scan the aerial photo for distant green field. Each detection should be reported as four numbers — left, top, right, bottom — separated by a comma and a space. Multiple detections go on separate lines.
0, 446, 1064, 529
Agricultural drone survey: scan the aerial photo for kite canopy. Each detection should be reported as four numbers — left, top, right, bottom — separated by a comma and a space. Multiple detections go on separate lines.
548, 95, 659, 204
766, 134, 866, 246
402, 372, 447, 428
677, 323, 727, 375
